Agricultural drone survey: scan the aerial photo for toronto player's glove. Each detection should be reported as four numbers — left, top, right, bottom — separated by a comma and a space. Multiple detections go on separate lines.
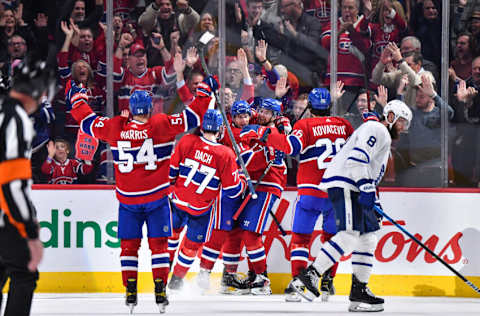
197, 75, 220, 97
274, 116, 292, 134
358, 183, 376, 210
374, 201, 384, 226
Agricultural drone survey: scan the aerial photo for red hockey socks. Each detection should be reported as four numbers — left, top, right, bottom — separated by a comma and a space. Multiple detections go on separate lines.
148, 237, 170, 284
322, 232, 339, 277
290, 232, 311, 278
200, 229, 227, 271
222, 227, 243, 273
120, 238, 141, 286
243, 230, 266, 274
168, 227, 183, 264
172, 237, 202, 278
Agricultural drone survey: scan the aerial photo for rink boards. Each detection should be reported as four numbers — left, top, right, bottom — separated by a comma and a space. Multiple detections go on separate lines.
30, 185, 480, 297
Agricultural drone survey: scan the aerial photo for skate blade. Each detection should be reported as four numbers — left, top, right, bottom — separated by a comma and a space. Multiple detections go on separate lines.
128, 303, 135, 314
285, 292, 302, 302
158, 303, 166, 313
321, 292, 330, 302
291, 279, 316, 302
219, 286, 250, 295
251, 287, 272, 295
348, 301, 384, 312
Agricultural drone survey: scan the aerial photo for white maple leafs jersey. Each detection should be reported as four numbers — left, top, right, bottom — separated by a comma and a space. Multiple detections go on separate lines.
319, 120, 391, 192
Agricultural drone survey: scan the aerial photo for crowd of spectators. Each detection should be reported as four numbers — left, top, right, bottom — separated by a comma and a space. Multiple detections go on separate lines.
1, 0, 479, 187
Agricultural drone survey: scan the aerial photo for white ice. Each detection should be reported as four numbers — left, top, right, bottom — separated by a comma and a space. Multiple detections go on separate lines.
23, 293, 480, 316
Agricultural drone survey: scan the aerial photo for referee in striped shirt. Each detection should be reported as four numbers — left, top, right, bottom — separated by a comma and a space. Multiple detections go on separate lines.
0, 59, 54, 316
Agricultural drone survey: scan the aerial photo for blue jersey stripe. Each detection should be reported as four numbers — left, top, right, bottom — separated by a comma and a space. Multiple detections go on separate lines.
81, 114, 98, 137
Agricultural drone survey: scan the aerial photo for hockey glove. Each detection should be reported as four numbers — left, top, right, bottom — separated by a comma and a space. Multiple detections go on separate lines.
265, 146, 285, 165
240, 125, 269, 147
358, 183, 376, 210
274, 116, 292, 134
65, 80, 88, 110
374, 201, 384, 226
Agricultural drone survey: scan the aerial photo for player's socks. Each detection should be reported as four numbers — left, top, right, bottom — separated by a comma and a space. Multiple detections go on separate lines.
148, 237, 170, 285
222, 228, 243, 273
120, 238, 141, 286
290, 232, 311, 278
243, 230, 267, 274
167, 228, 183, 265
172, 237, 202, 278
200, 229, 228, 271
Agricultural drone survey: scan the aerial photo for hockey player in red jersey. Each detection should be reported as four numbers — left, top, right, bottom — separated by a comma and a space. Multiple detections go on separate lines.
167, 109, 246, 290
195, 100, 253, 293
259, 88, 354, 302
230, 98, 287, 295
70, 76, 217, 313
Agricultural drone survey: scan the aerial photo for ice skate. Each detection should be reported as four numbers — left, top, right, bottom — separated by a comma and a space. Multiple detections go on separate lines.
348, 275, 384, 312
249, 272, 272, 295
320, 267, 336, 302
168, 274, 184, 291
125, 278, 137, 314
196, 268, 211, 291
284, 280, 302, 302
291, 265, 320, 302
219, 268, 250, 295
154, 279, 169, 313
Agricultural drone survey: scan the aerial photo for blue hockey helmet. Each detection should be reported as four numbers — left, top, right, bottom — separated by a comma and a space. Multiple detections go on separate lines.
202, 109, 224, 132
231, 100, 251, 117
129, 90, 152, 115
249, 96, 263, 110
308, 88, 331, 110
259, 98, 281, 116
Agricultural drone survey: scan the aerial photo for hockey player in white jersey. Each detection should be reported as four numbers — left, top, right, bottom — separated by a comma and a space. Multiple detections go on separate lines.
290, 100, 412, 312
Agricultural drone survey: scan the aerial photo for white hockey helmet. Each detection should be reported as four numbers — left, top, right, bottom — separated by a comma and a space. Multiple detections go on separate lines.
383, 100, 412, 131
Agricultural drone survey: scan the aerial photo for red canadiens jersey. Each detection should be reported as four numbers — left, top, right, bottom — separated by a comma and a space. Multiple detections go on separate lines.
103, 0, 138, 25
71, 93, 211, 205
41, 158, 94, 184
266, 117, 354, 198
108, 57, 176, 115
169, 134, 244, 216
240, 127, 286, 197
321, 16, 371, 86
304, 0, 331, 29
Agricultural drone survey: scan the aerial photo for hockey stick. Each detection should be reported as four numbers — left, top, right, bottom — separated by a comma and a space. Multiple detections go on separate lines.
197, 32, 257, 199
373, 205, 480, 294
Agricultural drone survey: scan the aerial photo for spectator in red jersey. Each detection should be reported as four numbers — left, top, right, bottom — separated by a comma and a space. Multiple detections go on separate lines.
41, 139, 93, 184
319, 0, 372, 114
107, 35, 177, 114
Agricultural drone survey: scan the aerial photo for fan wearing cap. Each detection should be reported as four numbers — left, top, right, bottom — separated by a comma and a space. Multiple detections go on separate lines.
167, 109, 246, 291
106, 33, 176, 115
289, 99, 412, 312
0, 59, 55, 316
257, 88, 354, 302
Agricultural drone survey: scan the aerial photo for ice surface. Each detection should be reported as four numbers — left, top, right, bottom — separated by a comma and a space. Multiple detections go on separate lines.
23, 293, 480, 316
